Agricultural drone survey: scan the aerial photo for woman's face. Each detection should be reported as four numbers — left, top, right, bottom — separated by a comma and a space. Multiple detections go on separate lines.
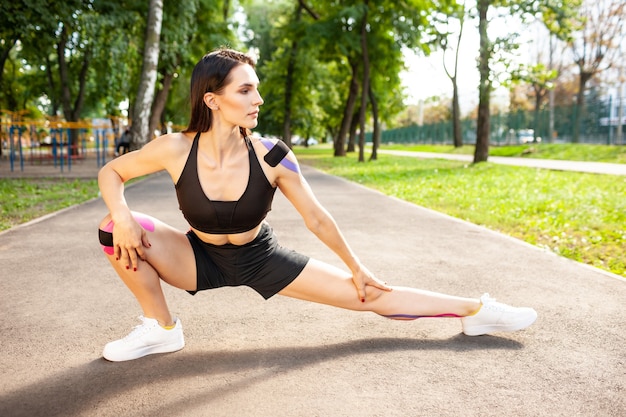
210, 63, 264, 130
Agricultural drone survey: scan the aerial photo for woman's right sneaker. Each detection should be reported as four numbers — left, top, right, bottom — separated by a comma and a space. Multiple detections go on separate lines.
461, 293, 537, 336
103, 316, 185, 362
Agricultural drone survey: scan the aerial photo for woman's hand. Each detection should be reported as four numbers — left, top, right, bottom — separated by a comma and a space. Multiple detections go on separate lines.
112, 217, 151, 272
351, 264, 392, 303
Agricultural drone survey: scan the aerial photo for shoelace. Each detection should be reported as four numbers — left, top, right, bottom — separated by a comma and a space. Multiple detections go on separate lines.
481, 294, 514, 312
123, 317, 157, 341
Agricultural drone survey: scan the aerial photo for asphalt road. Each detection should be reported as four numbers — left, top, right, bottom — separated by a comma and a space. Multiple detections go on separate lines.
1, 164, 624, 417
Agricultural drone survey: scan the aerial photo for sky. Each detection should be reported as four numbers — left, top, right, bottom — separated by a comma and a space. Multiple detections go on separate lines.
400, 12, 532, 115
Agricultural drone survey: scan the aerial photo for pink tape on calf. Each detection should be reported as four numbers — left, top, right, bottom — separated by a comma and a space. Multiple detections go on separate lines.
100, 214, 156, 254
102, 220, 114, 233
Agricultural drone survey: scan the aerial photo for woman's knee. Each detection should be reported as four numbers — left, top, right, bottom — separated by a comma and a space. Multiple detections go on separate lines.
97, 212, 158, 255
98, 217, 115, 255
99, 213, 113, 231
360, 286, 389, 311
98, 212, 157, 232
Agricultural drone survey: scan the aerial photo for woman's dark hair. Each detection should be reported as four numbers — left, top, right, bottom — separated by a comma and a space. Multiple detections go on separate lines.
183, 48, 256, 133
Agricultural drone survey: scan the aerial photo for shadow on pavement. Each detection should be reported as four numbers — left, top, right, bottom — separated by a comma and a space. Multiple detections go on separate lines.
1, 335, 522, 417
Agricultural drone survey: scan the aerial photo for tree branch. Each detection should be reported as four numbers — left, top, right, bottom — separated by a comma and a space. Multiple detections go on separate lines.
298, 0, 319, 20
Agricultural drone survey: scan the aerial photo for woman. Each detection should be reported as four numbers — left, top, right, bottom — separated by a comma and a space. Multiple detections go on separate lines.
98, 48, 537, 362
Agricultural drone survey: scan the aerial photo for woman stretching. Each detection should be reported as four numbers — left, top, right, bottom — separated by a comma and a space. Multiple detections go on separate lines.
97, 48, 537, 362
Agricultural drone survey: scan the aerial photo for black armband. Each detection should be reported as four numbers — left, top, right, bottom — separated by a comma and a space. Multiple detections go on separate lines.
263, 140, 290, 167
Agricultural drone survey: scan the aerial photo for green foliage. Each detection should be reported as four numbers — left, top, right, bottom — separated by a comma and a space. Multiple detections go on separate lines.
241, 0, 448, 141
162, 0, 237, 128
0, 0, 598, 156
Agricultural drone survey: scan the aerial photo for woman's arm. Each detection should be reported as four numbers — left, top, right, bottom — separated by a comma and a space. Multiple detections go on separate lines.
98, 134, 184, 270
274, 151, 391, 302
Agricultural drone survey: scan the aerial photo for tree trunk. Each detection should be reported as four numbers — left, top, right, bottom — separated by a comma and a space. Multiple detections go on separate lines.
130, 0, 163, 150
57, 24, 73, 122
223, 0, 231, 20
617, 69, 624, 145
368, 85, 379, 161
282, 4, 302, 148
334, 61, 359, 157
57, 23, 91, 155
447, 4, 464, 148
452, 79, 462, 147
45, 56, 60, 117
0, 37, 17, 89
149, 71, 174, 138
474, 0, 490, 163
573, 71, 592, 143
533, 90, 542, 142
357, 0, 370, 163
347, 107, 359, 153
548, 34, 555, 143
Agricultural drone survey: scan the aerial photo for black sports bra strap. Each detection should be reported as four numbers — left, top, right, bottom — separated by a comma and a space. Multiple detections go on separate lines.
263, 140, 290, 167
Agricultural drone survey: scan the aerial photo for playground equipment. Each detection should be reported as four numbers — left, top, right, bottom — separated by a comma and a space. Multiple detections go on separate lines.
1, 112, 123, 173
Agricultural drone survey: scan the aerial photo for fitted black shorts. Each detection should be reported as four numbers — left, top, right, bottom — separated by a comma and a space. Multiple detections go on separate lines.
186, 223, 310, 299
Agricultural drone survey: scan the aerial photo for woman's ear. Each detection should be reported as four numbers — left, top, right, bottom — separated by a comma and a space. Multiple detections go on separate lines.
203, 92, 219, 111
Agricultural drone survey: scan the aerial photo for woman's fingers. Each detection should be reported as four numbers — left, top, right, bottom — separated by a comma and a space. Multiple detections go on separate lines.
368, 277, 393, 292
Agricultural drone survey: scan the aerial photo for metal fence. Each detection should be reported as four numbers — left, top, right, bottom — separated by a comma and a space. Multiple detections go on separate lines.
375, 97, 626, 146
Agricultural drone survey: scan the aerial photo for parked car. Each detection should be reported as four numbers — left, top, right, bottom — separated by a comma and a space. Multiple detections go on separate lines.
518, 129, 541, 144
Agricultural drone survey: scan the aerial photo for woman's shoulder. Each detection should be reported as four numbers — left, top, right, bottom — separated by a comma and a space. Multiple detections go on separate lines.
155, 131, 194, 144
249, 135, 290, 153
249, 135, 299, 173
146, 131, 194, 153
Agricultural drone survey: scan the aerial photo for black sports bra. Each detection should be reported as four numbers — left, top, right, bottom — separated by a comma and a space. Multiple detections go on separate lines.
175, 132, 286, 234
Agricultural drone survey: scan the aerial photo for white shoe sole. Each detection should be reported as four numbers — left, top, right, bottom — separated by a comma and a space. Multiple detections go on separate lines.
103, 339, 185, 362
462, 309, 538, 336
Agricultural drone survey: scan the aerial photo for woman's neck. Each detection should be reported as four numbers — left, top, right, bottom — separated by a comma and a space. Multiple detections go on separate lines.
198, 124, 244, 166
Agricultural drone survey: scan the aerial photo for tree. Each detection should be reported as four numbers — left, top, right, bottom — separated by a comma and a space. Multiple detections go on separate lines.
569, 0, 625, 142
129, 0, 163, 149
357, 0, 370, 163
44, 1, 96, 153
149, 0, 198, 138
153, 0, 235, 135
0, 1, 47, 102
244, 0, 330, 145
473, 0, 582, 162
475, 0, 492, 162
438, 1, 467, 147
510, 62, 558, 141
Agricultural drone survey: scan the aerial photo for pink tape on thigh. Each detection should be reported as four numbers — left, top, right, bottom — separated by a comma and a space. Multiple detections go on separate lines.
100, 213, 156, 255
133, 213, 156, 232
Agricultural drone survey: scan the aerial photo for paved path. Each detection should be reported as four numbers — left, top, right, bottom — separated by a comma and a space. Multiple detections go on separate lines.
379, 150, 626, 175
0, 165, 624, 417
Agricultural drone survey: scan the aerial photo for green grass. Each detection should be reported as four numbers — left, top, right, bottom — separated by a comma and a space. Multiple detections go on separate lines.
0, 178, 100, 230
382, 143, 626, 163
295, 147, 626, 278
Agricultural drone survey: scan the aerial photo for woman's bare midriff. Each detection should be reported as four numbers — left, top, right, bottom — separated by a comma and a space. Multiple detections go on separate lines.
190, 222, 264, 246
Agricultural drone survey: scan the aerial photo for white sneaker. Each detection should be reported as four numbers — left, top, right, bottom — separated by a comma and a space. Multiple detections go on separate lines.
103, 316, 185, 362
461, 294, 537, 336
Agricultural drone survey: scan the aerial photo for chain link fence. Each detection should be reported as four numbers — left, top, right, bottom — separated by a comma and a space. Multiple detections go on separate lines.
376, 97, 626, 146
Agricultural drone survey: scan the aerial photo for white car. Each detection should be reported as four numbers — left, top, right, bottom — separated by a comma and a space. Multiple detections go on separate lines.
518, 129, 541, 144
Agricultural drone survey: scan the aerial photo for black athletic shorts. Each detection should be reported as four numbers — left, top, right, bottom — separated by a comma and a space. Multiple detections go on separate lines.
186, 223, 310, 299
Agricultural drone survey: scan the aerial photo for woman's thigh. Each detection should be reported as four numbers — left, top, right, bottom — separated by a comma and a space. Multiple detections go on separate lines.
143, 221, 197, 291
278, 259, 375, 311
101, 212, 197, 291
